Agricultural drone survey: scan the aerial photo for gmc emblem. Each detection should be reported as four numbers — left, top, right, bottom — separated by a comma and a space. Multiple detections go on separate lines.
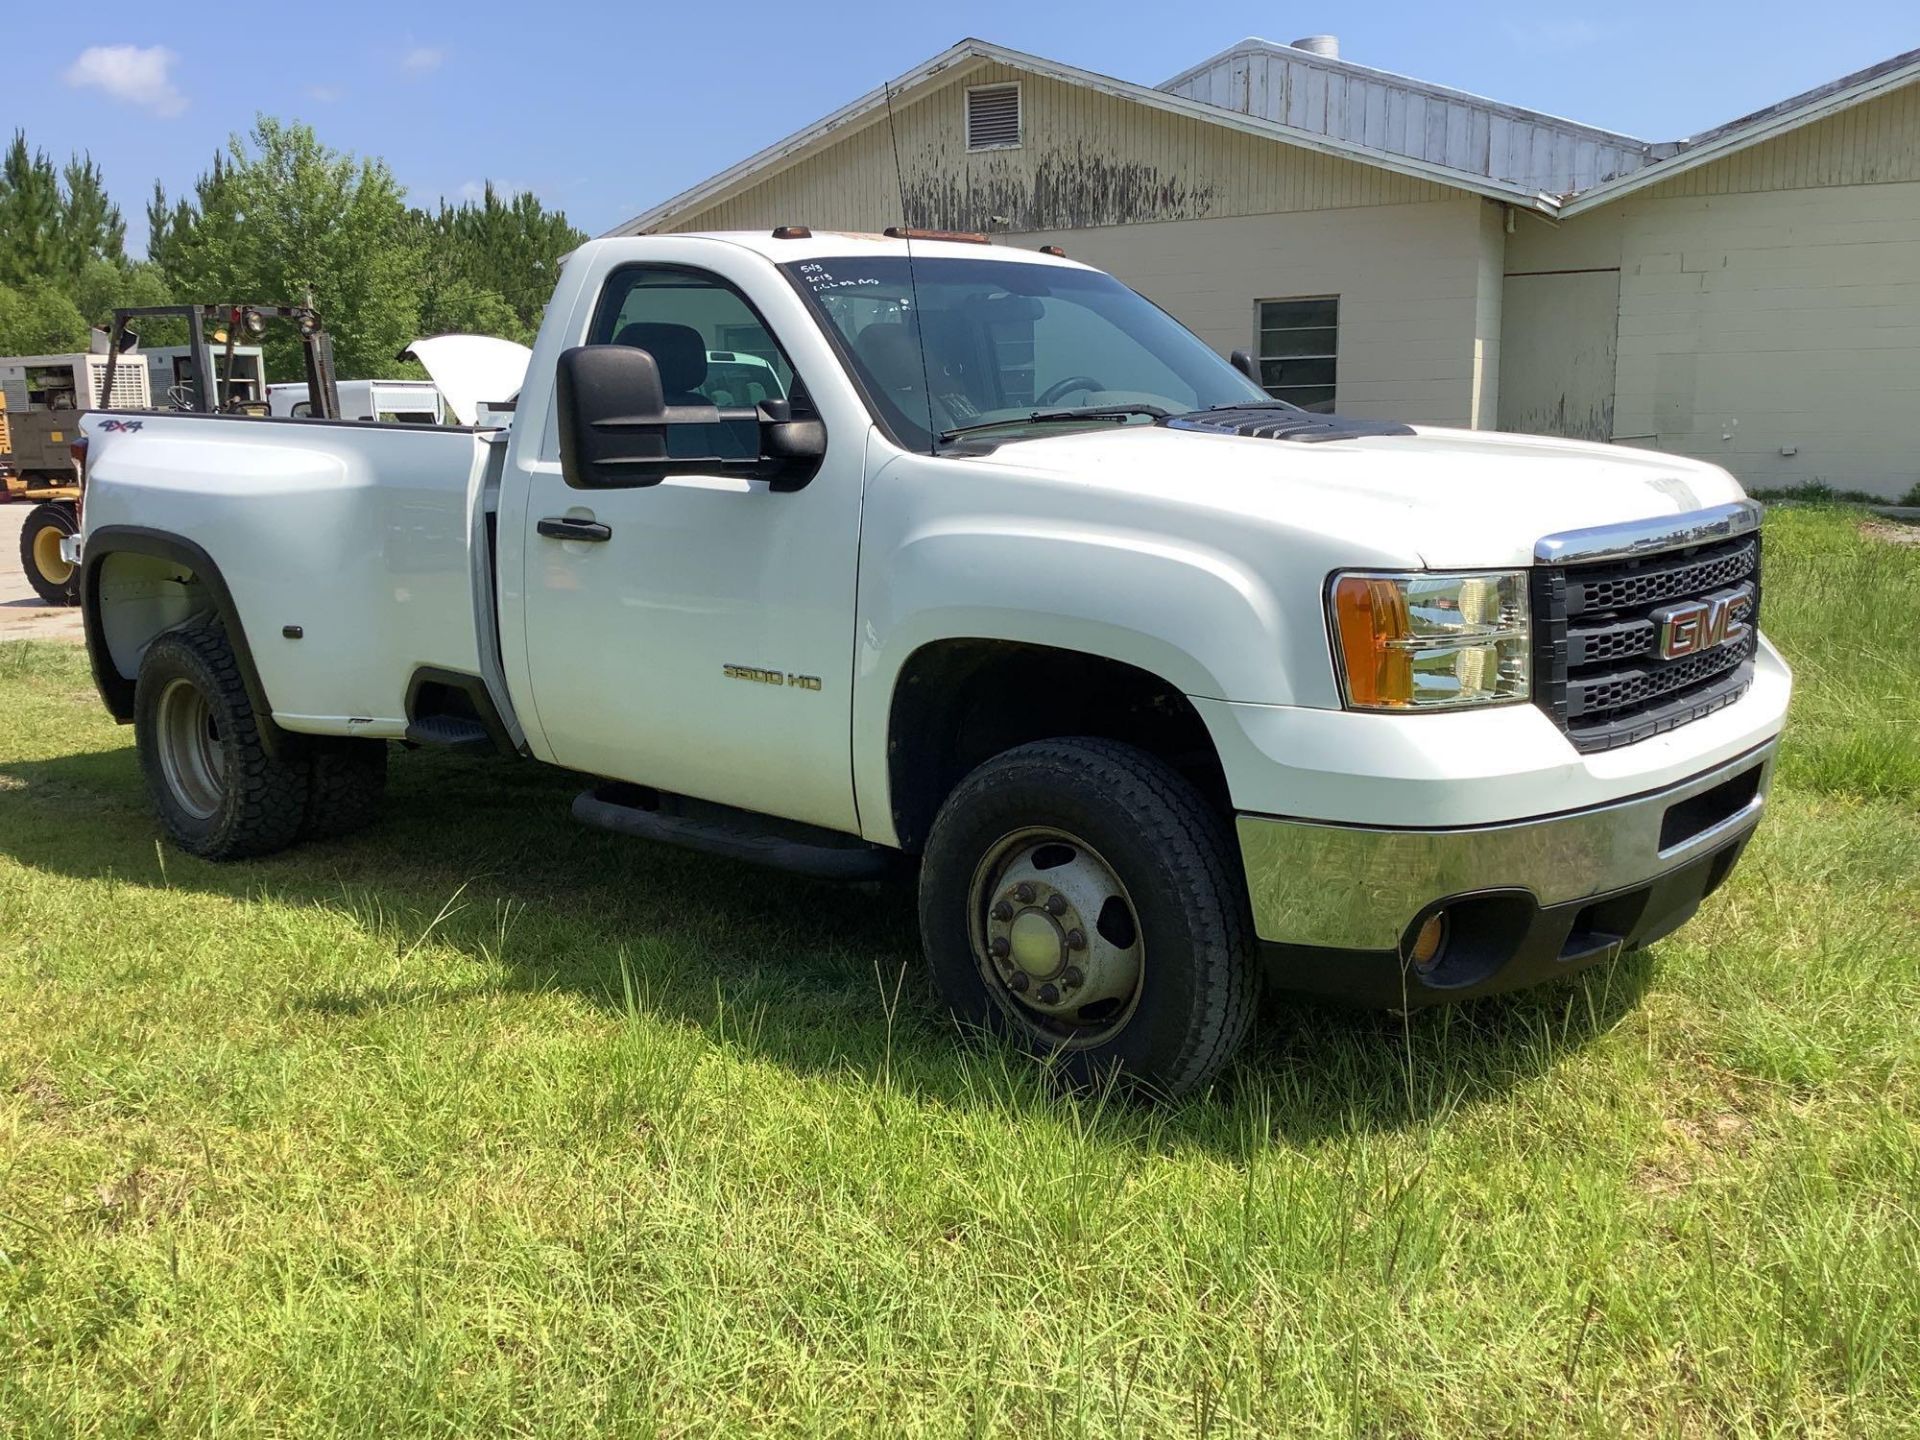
1653, 585, 1754, 662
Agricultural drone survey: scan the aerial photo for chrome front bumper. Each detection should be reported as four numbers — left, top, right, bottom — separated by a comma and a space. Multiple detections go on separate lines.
1237, 738, 1778, 954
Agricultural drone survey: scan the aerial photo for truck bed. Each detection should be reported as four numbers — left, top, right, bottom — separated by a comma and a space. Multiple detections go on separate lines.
81, 411, 502, 738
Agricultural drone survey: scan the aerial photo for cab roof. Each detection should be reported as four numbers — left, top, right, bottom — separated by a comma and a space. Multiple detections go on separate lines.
584, 230, 1096, 271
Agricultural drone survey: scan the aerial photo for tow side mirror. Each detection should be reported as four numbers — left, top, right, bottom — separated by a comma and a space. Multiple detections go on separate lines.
756, 399, 827, 489
1228, 348, 1258, 382
557, 344, 674, 489
556, 344, 827, 491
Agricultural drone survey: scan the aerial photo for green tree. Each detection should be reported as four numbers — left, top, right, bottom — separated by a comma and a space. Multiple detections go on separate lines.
0, 133, 63, 289
412, 182, 584, 344
0, 132, 128, 296
57, 155, 126, 275
0, 283, 89, 354
153, 120, 423, 379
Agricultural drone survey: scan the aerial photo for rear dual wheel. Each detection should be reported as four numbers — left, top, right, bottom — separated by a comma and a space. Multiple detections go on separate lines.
135, 620, 386, 860
919, 738, 1256, 1100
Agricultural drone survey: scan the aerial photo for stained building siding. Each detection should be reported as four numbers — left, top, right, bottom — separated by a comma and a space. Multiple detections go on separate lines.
1504, 85, 1920, 497
671, 61, 1453, 235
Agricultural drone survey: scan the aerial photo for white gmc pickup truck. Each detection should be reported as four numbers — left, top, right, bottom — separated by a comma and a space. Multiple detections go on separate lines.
74, 230, 1789, 1097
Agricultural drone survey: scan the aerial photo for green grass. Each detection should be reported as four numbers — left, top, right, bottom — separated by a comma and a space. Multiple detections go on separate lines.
2, 506, 1917, 1436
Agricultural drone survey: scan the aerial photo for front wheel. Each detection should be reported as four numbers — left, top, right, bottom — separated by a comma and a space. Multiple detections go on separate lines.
135, 621, 309, 860
19, 501, 79, 606
919, 738, 1256, 1099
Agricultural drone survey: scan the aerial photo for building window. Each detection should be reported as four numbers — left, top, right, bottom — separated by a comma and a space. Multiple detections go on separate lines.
966, 84, 1022, 151
1255, 297, 1338, 413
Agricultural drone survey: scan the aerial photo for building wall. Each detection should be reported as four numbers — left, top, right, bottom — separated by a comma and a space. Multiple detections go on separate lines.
672, 61, 1455, 236
1002, 198, 1498, 428
1502, 84, 1920, 498
672, 62, 1501, 428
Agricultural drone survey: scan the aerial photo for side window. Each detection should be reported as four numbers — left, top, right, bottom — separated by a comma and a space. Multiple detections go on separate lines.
1255, 297, 1338, 413
589, 265, 804, 410
587, 265, 814, 461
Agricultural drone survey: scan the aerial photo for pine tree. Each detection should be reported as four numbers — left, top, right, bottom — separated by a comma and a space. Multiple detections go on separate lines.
0, 132, 63, 289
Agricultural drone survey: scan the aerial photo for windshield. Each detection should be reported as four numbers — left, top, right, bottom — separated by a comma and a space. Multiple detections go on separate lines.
782, 255, 1272, 450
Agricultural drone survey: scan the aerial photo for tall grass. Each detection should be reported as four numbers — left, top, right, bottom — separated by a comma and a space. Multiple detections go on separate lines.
0, 508, 1916, 1436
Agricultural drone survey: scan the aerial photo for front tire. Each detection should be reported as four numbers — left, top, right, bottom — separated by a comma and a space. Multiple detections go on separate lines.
19, 501, 78, 606
919, 738, 1256, 1099
135, 621, 308, 860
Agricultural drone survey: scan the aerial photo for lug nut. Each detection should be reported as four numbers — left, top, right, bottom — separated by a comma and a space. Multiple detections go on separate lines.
1045, 894, 1067, 916
990, 936, 1010, 959
1009, 972, 1030, 993
1065, 929, 1087, 951
991, 900, 1014, 922
1014, 882, 1035, 904
1062, 967, 1084, 988
1037, 983, 1060, 1004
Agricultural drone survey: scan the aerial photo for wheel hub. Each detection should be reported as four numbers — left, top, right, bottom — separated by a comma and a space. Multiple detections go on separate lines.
154, 677, 225, 820
973, 829, 1143, 1032
33, 525, 74, 585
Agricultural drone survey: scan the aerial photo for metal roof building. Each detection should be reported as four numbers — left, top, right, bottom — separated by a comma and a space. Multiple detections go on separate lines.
613, 35, 1920, 499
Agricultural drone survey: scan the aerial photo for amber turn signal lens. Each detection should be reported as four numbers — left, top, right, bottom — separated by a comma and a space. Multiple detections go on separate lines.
1327, 570, 1530, 710
1331, 575, 1415, 708
1407, 912, 1447, 971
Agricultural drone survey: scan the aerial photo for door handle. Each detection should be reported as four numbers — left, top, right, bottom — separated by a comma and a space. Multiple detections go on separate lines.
537, 515, 612, 543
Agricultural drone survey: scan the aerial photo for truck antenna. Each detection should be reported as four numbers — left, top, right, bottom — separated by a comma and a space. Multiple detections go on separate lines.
882, 79, 938, 456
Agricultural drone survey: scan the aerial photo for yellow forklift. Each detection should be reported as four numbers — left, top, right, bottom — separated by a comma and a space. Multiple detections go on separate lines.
3, 302, 337, 604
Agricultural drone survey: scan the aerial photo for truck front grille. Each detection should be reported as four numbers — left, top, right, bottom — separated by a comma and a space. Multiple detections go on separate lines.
1533, 532, 1760, 753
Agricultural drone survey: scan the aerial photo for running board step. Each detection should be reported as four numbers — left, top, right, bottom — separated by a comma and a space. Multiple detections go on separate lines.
405, 714, 495, 750
572, 785, 893, 881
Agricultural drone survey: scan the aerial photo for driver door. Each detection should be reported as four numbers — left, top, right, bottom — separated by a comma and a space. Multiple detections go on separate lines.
516, 263, 864, 833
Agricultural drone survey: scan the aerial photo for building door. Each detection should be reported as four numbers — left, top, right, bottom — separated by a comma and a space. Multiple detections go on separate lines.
1498, 269, 1620, 441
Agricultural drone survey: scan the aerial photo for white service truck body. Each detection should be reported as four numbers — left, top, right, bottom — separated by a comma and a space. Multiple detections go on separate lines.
73, 232, 1789, 1095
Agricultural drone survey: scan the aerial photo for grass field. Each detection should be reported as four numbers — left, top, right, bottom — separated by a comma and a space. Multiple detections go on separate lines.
2, 505, 1916, 1436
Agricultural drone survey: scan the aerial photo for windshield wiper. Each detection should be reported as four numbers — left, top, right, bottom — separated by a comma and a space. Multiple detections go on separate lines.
938, 403, 1170, 443
1181, 400, 1300, 415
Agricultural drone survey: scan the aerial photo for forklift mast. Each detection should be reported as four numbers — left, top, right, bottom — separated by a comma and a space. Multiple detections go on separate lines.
97, 303, 341, 420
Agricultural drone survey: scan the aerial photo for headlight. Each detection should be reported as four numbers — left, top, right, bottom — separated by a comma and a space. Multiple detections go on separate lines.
1328, 570, 1530, 710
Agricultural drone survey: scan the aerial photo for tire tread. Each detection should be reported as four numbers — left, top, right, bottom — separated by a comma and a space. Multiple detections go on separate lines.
923, 736, 1256, 1099
137, 619, 307, 860
304, 739, 387, 840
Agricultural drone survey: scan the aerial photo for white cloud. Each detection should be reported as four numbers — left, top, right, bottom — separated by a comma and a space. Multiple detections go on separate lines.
63, 44, 187, 117
305, 83, 343, 103
402, 46, 444, 74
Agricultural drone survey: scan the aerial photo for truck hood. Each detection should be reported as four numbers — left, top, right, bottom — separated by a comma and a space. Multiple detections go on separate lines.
399, 335, 532, 425
956, 422, 1748, 568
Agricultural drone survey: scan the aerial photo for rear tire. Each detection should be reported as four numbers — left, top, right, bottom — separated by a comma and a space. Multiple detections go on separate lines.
303, 738, 388, 840
19, 501, 78, 606
135, 620, 308, 860
918, 738, 1256, 1100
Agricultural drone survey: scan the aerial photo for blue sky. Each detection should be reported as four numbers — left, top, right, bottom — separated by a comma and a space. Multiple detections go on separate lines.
4, 0, 1914, 251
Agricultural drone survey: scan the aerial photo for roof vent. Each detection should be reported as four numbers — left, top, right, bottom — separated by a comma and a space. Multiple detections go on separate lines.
1290, 34, 1340, 59
966, 83, 1022, 151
